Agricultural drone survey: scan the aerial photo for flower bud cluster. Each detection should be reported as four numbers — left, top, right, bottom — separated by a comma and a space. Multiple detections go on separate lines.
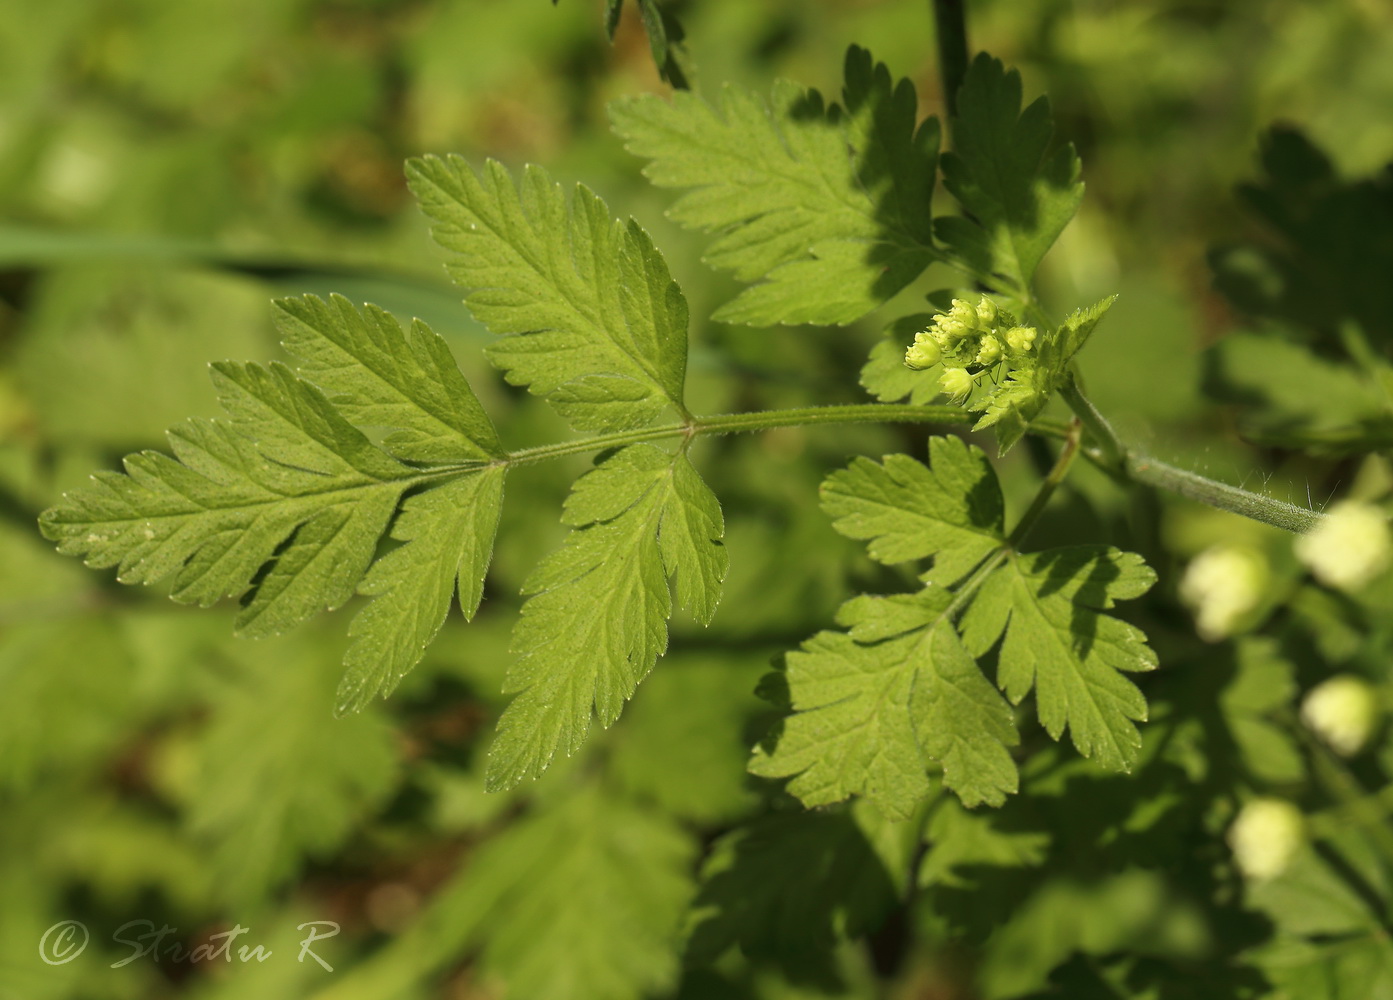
904, 297, 1038, 404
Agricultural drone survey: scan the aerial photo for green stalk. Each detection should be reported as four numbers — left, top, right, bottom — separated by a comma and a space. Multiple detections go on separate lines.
1123, 455, 1323, 534
495, 382, 1323, 534
1008, 419, 1083, 548
1058, 373, 1125, 468
502, 403, 984, 468
1060, 371, 1323, 535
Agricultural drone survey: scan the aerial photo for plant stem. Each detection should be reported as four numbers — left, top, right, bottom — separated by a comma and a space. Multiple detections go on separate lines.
503, 403, 986, 468
932, 0, 970, 119
498, 383, 1322, 534
1123, 455, 1323, 534
1060, 370, 1324, 534
1008, 419, 1082, 548
1059, 372, 1125, 467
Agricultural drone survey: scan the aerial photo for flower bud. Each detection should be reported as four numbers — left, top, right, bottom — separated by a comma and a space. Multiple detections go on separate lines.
1178, 545, 1268, 641
1301, 675, 1379, 756
1005, 325, 1037, 355
975, 297, 999, 328
935, 318, 972, 344
1294, 500, 1392, 591
974, 336, 1003, 367
904, 332, 942, 371
938, 367, 974, 404
947, 298, 978, 326
1228, 798, 1304, 882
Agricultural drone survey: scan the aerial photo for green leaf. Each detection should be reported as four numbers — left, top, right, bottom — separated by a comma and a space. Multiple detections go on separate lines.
935, 54, 1083, 302
607, 654, 765, 823
1203, 330, 1393, 453
39, 361, 416, 639
610, 45, 939, 326
860, 314, 943, 406
335, 467, 506, 716
819, 435, 1005, 584
187, 630, 400, 902
407, 156, 690, 431
1220, 639, 1304, 784
971, 295, 1115, 456
39, 305, 508, 711
1246, 830, 1393, 999
685, 803, 904, 980
750, 586, 1019, 816
1049, 295, 1118, 373
0, 617, 140, 791
428, 786, 696, 1000
485, 444, 725, 790
959, 546, 1158, 771
972, 367, 1048, 457
1210, 126, 1393, 357
918, 794, 1050, 889
274, 292, 504, 463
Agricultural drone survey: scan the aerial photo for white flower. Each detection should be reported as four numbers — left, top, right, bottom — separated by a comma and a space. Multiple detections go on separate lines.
1178, 545, 1268, 641
1294, 500, 1392, 591
1301, 675, 1379, 756
1228, 798, 1304, 881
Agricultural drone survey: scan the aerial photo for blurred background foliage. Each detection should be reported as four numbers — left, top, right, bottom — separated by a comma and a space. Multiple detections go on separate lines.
2, 1, 1393, 998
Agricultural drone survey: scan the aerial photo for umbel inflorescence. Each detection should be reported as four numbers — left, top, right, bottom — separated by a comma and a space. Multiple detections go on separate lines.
905, 296, 1038, 403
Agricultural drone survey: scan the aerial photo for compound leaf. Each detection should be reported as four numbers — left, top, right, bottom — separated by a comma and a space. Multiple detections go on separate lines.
40, 361, 416, 640
275, 292, 503, 463
40, 317, 507, 711
935, 54, 1083, 302
611, 45, 939, 326
750, 587, 1018, 816
335, 467, 506, 716
960, 546, 1157, 771
820, 435, 1005, 584
407, 156, 690, 431
486, 444, 725, 790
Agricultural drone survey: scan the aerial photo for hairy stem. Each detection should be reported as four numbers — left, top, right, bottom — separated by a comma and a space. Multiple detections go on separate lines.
499, 382, 1323, 534
503, 403, 994, 468
1061, 371, 1324, 534
1123, 456, 1323, 534
1059, 372, 1125, 467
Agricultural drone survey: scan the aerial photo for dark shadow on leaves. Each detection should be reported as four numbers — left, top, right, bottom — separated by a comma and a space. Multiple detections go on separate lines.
1025, 546, 1122, 663
1210, 125, 1393, 357
782, 46, 941, 313
683, 806, 901, 990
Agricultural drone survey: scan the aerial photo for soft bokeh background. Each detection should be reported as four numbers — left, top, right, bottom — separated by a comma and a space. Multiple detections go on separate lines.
3, 1, 1392, 998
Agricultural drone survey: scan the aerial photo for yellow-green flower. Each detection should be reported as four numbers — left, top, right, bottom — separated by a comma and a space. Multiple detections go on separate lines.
938, 367, 974, 403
